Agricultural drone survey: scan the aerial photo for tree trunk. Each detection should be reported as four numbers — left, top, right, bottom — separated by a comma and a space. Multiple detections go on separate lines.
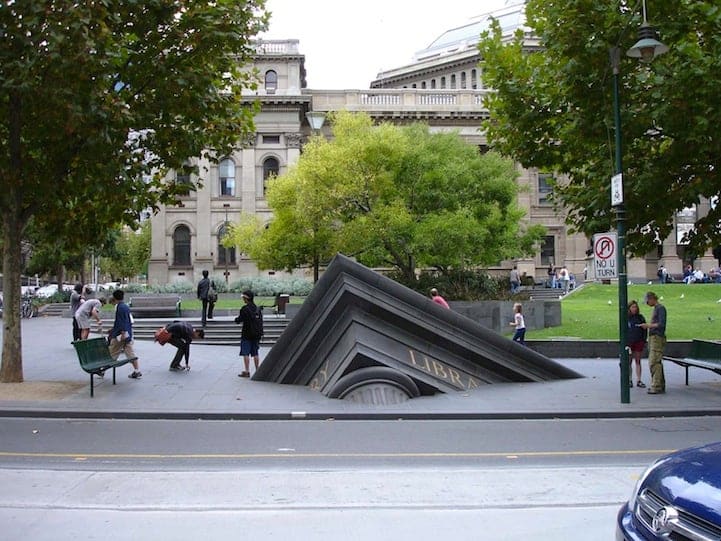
1, 211, 25, 383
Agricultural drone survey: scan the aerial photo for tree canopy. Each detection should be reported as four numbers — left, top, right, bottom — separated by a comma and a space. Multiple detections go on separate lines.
479, 0, 721, 259
0, 0, 268, 382
231, 111, 545, 282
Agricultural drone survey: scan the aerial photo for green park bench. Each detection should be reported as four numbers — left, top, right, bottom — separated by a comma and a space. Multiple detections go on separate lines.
128, 295, 181, 318
73, 337, 137, 397
663, 339, 721, 385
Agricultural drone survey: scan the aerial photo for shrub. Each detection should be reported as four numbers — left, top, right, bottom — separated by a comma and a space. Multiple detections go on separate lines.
390, 269, 522, 301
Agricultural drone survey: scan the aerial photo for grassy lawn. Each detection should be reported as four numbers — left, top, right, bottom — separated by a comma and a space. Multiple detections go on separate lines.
530, 283, 721, 340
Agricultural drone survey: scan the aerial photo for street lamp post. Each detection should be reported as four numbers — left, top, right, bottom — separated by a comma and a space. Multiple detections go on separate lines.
611, 1, 668, 404
223, 203, 230, 284
305, 110, 327, 282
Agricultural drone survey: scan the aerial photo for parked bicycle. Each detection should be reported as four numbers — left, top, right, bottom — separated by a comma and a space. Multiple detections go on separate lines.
20, 295, 34, 319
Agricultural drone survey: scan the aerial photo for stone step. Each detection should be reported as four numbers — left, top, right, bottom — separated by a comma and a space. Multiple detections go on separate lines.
91, 317, 290, 347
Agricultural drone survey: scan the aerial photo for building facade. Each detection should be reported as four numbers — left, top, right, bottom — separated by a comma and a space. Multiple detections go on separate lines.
149, 3, 712, 286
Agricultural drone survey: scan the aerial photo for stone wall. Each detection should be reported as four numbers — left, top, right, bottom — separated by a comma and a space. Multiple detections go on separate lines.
449, 300, 561, 334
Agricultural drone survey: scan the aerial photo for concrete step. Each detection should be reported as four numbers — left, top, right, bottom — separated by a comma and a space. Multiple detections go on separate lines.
92, 317, 290, 347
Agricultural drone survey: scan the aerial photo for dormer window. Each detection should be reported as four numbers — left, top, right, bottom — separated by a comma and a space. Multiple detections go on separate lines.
265, 70, 278, 94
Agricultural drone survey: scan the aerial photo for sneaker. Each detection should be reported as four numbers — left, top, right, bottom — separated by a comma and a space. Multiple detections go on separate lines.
169, 366, 182, 372
97, 370, 105, 378
636, 381, 646, 388
128, 371, 142, 379
238, 371, 250, 378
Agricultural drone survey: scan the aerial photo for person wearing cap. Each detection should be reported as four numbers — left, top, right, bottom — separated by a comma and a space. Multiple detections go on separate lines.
640, 291, 667, 394
430, 288, 450, 309
234, 290, 262, 378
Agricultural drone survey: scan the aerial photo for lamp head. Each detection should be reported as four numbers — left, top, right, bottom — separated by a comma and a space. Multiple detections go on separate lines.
306, 111, 327, 132
627, 22, 669, 63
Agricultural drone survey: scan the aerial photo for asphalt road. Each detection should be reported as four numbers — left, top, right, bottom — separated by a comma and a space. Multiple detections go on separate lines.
2, 416, 720, 540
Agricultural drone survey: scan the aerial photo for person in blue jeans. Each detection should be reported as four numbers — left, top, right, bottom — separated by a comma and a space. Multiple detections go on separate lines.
509, 302, 526, 345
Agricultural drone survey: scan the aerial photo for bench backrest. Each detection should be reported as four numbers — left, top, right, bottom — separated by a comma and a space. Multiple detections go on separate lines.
73, 337, 112, 368
129, 295, 181, 307
690, 339, 721, 360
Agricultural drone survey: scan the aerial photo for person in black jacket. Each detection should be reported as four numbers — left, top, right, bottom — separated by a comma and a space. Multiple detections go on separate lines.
165, 321, 204, 371
234, 290, 262, 378
197, 270, 215, 327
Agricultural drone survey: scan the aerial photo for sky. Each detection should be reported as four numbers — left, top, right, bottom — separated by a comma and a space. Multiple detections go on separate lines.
261, 0, 508, 89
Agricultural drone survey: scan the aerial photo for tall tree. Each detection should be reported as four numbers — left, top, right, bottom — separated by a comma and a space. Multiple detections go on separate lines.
233, 111, 544, 282
0, 1, 268, 382
479, 0, 721, 258
101, 221, 152, 282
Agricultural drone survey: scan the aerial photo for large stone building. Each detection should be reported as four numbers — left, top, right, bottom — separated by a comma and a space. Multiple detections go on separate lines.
148, 1, 711, 286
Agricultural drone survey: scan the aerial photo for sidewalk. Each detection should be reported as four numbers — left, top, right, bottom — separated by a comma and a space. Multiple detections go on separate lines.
1, 317, 720, 419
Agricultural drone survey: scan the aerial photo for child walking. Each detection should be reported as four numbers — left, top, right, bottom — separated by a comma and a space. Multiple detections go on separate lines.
510, 302, 526, 345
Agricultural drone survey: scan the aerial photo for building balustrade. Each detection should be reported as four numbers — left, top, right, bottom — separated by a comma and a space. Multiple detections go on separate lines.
310, 88, 490, 116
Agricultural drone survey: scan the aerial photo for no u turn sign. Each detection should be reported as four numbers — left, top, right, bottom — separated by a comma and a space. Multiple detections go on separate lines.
593, 233, 617, 279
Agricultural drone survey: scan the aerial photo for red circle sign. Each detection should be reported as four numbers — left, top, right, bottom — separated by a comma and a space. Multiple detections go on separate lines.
594, 236, 615, 260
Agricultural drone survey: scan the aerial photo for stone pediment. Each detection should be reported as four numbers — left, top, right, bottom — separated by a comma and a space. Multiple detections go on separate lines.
254, 254, 581, 401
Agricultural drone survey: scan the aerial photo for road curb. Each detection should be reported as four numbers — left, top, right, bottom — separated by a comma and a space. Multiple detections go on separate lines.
1, 408, 720, 421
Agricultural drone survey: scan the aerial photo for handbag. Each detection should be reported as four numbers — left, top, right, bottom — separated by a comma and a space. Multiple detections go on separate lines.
154, 327, 171, 345
208, 281, 218, 303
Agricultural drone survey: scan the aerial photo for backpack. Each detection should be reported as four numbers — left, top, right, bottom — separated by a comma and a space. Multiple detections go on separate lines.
246, 306, 264, 339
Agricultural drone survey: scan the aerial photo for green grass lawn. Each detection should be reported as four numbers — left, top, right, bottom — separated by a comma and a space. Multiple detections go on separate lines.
530, 283, 721, 340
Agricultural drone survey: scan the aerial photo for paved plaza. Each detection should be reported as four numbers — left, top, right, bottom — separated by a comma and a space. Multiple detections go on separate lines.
1, 316, 720, 419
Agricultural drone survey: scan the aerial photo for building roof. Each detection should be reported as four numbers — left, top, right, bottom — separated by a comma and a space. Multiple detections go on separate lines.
415, 1, 527, 62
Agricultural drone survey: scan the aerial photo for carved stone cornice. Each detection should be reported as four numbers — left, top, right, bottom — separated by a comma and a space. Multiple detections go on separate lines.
285, 132, 303, 149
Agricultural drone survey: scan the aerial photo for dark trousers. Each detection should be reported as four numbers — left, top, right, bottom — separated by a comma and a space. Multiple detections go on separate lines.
72, 317, 81, 341
201, 299, 214, 326
168, 337, 190, 368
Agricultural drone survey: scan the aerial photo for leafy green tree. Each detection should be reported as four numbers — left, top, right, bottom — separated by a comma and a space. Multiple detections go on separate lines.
479, 0, 721, 258
0, 1, 268, 382
235, 111, 544, 283
101, 222, 151, 282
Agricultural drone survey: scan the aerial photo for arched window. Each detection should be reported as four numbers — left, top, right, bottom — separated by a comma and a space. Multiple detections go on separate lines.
421, 81, 427, 89
265, 70, 278, 94
217, 224, 236, 266
431, 79, 436, 89
173, 225, 191, 266
262, 157, 280, 195
440, 76, 446, 89
460, 72, 467, 89
219, 158, 235, 197
471, 69, 478, 89
450, 74, 456, 89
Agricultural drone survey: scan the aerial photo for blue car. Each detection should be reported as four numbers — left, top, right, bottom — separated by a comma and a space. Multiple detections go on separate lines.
616, 441, 721, 540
